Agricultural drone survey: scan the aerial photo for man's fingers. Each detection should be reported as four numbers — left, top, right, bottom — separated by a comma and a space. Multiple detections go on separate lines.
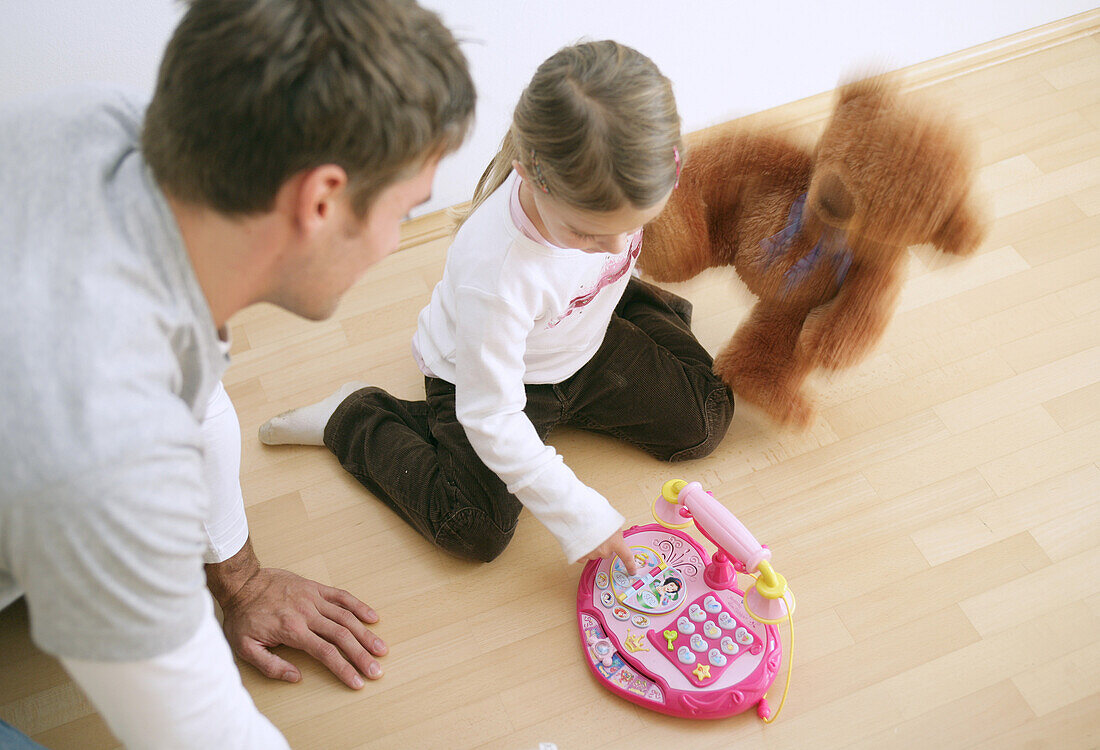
297, 629, 366, 689
318, 600, 387, 656
321, 585, 379, 625
238, 639, 300, 683
294, 624, 380, 690
312, 617, 384, 682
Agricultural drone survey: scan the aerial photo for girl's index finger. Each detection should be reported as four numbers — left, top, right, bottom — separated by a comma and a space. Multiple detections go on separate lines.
618, 542, 639, 575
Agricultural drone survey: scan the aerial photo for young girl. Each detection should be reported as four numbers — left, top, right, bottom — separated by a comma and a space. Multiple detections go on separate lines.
260, 41, 733, 573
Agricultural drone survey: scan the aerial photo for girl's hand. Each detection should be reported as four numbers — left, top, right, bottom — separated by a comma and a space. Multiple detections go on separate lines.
585, 530, 639, 575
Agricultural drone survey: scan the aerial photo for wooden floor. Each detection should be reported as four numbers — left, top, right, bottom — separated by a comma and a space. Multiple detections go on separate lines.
3, 16, 1099, 750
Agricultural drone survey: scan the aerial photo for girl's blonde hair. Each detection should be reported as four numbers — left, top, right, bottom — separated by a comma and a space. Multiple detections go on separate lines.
455, 40, 682, 231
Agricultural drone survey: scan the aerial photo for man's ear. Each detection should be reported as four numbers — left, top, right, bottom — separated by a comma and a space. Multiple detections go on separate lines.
295, 164, 349, 233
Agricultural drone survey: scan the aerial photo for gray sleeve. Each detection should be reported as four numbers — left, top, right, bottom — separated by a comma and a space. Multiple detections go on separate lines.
0, 85, 223, 662
4, 445, 212, 661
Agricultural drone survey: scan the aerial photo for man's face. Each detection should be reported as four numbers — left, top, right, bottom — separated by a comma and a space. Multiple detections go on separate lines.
277, 158, 438, 321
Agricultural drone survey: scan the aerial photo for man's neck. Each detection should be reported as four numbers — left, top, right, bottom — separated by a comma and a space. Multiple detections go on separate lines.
167, 196, 282, 330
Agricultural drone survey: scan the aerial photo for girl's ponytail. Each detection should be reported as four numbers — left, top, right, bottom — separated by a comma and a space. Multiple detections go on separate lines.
455, 40, 682, 232
453, 129, 519, 231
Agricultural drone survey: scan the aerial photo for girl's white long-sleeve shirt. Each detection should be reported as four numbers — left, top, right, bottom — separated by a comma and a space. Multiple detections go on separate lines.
412, 173, 641, 563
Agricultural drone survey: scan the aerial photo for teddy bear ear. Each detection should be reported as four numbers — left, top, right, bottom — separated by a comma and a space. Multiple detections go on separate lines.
837, 71, 895, 105
930, 193, 986, 256
813, 170, 857, 226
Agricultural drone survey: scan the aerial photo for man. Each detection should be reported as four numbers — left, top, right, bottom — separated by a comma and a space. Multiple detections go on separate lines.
0, 0, 474, 746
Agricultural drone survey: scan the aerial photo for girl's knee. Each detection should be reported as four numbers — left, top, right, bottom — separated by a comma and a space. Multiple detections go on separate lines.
434, 506, 518, 563
667, 385, 734, 462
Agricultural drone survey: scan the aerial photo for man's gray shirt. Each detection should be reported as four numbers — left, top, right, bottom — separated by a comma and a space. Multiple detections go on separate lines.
0, 87, 228, 660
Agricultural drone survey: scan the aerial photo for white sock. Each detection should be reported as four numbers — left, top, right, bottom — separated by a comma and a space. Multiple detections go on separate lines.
258, 382, 369, 446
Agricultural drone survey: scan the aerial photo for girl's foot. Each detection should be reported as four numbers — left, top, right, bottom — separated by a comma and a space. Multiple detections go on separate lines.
258, 382, 369, 446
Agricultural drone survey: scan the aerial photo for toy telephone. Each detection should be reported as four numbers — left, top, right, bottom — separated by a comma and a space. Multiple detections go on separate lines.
576, 480, 795, 720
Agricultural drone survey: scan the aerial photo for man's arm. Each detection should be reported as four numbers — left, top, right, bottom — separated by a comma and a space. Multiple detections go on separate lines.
61, 593, 289, 750
199, 381, 250, 564
200, 381, 388, 688
205, 538, 388, 688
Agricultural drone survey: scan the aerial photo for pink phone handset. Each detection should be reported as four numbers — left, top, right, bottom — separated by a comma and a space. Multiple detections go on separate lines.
653, 480, 793, 625
577, 480, 795, 722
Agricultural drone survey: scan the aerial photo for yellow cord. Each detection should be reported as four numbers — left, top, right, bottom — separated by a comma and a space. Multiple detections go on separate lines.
760, 588, 795, 724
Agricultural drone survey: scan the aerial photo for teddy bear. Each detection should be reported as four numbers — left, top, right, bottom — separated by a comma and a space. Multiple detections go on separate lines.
639, 74, 987, 429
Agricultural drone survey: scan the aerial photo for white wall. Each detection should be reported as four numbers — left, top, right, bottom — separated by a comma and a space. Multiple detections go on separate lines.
2, 1, 1091, 215
0, 1, 184, 98
425, 0, 1093, 216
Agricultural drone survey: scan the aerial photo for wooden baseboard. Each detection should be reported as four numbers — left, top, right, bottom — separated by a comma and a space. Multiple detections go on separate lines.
397, 202, 468, 251
398, 8, 1100, 251
901, 7, 1100, 89
691, 7, 1100, 138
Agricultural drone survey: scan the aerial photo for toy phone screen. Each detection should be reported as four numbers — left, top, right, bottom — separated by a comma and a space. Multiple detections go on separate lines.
610, 545, 686, 615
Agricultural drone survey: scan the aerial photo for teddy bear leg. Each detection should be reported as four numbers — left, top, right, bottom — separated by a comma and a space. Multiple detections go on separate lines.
931, 193, 987, 257
714, 302, 816, 429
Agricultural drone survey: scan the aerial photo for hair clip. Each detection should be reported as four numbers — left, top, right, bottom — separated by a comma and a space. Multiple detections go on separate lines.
530, 149, 551, 194
673, 145, 681, 190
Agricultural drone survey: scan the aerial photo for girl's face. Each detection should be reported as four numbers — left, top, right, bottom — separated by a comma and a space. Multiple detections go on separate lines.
514, 162, 670, 255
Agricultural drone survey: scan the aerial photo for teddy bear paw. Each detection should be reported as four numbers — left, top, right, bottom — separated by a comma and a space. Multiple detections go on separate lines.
798, 320, 869, 371
761, 390, 817, 430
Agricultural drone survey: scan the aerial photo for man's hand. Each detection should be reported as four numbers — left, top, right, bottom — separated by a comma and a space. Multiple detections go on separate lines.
584, 530, 638, 575
206, 538, 386, 689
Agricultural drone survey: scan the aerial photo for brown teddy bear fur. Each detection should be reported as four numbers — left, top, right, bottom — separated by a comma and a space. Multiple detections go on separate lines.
639, 74, 987, 429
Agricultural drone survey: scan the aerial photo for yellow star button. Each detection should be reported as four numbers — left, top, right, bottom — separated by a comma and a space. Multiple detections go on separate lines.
692, 663, 711, 681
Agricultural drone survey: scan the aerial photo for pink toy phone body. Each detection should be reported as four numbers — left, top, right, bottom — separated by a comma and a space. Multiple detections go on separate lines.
577, 523, 781, 719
